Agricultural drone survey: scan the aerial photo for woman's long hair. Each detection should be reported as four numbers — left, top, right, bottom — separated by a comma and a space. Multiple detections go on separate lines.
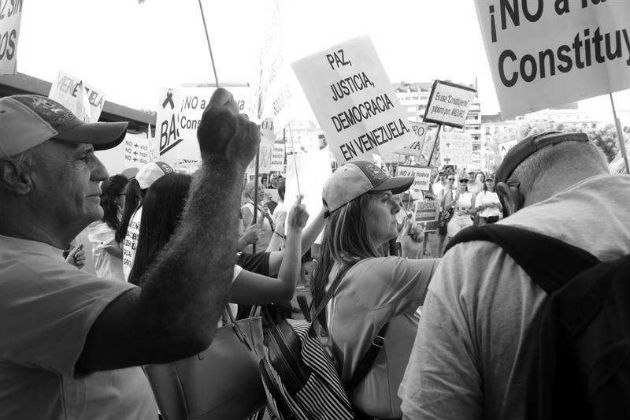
128, 173, 192, 286
100, 175, 128, 231
115, 178, 144, 243
311, 192, 384, 326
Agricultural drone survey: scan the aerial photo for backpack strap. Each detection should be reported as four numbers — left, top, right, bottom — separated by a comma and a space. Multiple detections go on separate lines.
346, 323, 389, 393
445, 224, 599, 294
311, 263, 355, 327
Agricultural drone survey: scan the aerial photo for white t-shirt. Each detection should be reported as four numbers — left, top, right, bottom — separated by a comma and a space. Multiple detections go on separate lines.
0, 235, 157, 420
122, 208, 142, 281
87, 221, 125, 282
475, 191, 502, 218
400, 174, 630, 420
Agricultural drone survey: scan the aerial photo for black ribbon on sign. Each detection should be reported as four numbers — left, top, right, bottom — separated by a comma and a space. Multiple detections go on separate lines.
162, 91, 175, 110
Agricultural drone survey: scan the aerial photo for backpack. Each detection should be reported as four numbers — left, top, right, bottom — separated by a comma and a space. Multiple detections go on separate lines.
259, 264, 389, 420
446, 224, 630, 420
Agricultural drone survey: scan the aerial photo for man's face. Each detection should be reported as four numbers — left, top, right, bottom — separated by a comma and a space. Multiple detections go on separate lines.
30, 140, 108, 232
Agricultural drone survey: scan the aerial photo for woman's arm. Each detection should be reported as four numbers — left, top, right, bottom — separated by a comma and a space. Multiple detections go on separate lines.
230, 196, 309, 304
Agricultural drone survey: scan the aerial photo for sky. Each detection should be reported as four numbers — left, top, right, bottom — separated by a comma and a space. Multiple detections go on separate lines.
16, 0, 630, 123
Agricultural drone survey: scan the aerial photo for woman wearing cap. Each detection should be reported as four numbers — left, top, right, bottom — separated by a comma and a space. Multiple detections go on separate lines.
311, 161, 439, 419
444, 175, 475, 242
474, 176, 503, 225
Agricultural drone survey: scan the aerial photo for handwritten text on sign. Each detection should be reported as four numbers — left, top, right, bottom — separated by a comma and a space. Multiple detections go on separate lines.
423, 80, 477, 128
397, 165, 432, 199
292, 37, 415, 164
0, 0, 22, 75
474, 0, 630, 118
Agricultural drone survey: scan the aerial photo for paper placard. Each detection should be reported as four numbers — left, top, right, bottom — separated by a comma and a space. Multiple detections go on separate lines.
292, 36, 415, 164
49, 71, 106, 123
474, 0, 630, 118
414, 200, 439, 233
423, 80, 477, 128
0, 0, 23, 75
397, 165, 432, 199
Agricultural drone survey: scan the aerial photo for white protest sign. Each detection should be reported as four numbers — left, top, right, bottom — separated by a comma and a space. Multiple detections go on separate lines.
394, 121, 429, 157
270, 140, 286, 172
414, 200, 439, 232
499, 139, 518, 159
475, 0, 630, 119
423, 80, 477, 128
397, 165, 432, 199
153, 86, 253, 173
285, 147, 332, 223
440, 131, 473, 168
49, 71, 106, 123
123, 133, 152, 169
292, 36, 415, 164
0, 0, 22, 75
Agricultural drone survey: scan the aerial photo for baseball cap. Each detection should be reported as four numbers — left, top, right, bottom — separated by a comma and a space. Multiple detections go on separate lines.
322, 161, 414, 215
495, 131, 589, 183
136, 161, 174, 189
0, 95, 127, 158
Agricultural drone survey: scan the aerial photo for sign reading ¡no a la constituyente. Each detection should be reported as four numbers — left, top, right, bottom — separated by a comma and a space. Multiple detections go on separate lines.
423, 81, 477, 128
474, 0, 630, 119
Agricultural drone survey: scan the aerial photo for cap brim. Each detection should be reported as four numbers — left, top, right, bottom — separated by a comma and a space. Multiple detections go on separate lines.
371, 176, 414, 194
54, 121, 128, 151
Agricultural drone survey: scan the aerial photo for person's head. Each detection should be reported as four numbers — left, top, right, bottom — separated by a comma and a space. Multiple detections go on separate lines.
495, 131, 608, 217
100, 175, 128, 231
115, 161, 173, 243
438, 171, 446, 182
311, 161, 413, 320
458, 176, 469, 192
277, 178, 285, 202
0, 95, 127, 247
484, 177, 495, 192
468, 171, 475, 180
242, 181, 265, 204
446, 174, 456, 188
128, 172, 192, 285
475, 172, 486, 184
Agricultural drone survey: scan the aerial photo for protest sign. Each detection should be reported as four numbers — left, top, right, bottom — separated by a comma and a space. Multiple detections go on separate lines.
499, 139, 518, 159
440, 131, 473, 168
292, 36, 416, 164
394, 121, 430, 158
153, 85, 253, 172
49, 71, 106, 123
397, 165, 432, 199
253, 1, 295, 129
270, 140, 286, 172
0, 0, 23, 75
123, 133, 152, 169
423, 80, 477, 128
414, 200, 439, 232
474, 0, 630, 119
285, 147, 333, 225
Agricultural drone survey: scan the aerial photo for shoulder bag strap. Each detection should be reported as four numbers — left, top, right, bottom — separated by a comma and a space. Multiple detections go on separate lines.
311, 263, 355, 328
346, 323, 389, 393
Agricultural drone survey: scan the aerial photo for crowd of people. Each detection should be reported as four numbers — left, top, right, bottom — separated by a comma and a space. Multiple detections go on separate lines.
0, 89, 628, 420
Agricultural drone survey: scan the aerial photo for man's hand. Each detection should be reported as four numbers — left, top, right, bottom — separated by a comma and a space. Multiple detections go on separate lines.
241, 224, 261, 246
196, 88, 260, 169
65, 244, 85, 269
287, 195, 309, 231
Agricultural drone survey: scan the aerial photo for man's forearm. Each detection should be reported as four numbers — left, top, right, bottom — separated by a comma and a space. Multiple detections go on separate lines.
139, 158, 242, 342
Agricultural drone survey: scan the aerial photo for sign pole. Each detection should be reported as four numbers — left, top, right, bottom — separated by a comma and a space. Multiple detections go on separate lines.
197, 0, 220, 87
287, 124, 301, 196
427, 124, 443, 167
609, 93, 629, 174
251, 149, 261, 254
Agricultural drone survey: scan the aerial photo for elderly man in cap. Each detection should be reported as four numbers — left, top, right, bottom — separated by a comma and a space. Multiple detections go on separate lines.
400, 132, 630, 419
0, 90, 259, 419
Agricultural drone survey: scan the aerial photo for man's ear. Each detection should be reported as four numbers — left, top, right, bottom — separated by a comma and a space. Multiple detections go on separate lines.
0, 159, 33, 195
496, 182, 524, 216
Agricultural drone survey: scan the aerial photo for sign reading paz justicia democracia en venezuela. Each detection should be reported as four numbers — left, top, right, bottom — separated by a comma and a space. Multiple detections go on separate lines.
475, 0, 630, 118
292, 36, 415, 164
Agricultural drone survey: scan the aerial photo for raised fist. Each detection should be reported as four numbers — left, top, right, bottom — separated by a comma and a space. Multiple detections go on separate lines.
196, 88, 260, 169
287, 195, 309, 231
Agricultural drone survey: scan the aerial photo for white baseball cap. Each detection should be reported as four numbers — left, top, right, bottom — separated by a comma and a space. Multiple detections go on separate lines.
136, 161, 174, 189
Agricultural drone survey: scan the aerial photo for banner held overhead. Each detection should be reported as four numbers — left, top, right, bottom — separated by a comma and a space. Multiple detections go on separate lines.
423, 80, 477, 128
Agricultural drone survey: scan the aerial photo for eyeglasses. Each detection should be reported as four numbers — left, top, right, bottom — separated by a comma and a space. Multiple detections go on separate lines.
459, 180, 469, 183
